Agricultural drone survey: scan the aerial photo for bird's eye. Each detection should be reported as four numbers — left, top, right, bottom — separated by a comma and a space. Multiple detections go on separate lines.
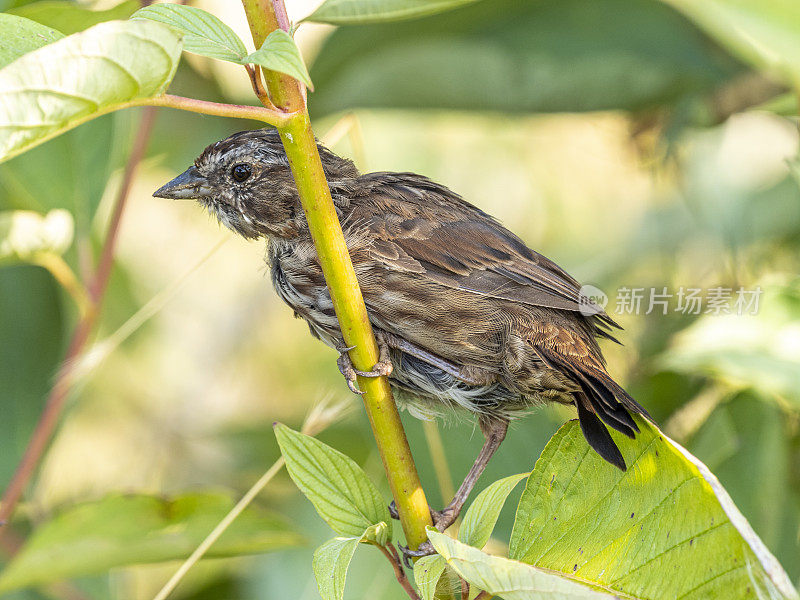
231, 163, 252, 182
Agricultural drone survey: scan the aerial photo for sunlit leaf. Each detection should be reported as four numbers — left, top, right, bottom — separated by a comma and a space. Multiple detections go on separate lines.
304, 0, 484, 24
428, 532, 616, 599
0, 20, 182, 163
0, 209, 73, 264
458, 472, 528, 549
661, 0, 800, 88
413, 554, 448, 600
7, 0, 140, 35
313, 535, 361, 600
274, 423, 391, 538
244, 30, 313, 90
0, 492, 304, 594
133, 4, 247, 63
0, 13, 62, 69
509, 417, 798, 600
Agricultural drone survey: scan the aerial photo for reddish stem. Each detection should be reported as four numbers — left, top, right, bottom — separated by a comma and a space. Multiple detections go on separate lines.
376, 544, 421, 600
0, 106, 158, 536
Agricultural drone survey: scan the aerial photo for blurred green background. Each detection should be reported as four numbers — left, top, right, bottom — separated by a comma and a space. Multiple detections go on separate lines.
1, 0, 799, 598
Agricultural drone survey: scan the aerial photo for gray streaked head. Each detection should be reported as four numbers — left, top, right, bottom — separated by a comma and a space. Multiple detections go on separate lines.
154, 128, 358, 240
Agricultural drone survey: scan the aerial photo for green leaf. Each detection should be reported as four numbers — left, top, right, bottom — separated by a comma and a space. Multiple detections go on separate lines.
428, 531, 617, 599
0, 19, 182, 163
312, 522, 389, 600
304, 0, 484, 24
660, 281, 800, 408
132, 4, 247, 63
458, 472, 529, 549
661, 0, 800, 88
7, 0, 140, 35
244, 30, 313, 90
0, 13, 63, 69
413, 554, 448, 600
274, 423, 391, 538
0, 492, 304, 594
0, 265, 63, 488
509, 417, 798, 600
313, 536, 362, 600
309, 0, 739, 117
0, 209, 73, 265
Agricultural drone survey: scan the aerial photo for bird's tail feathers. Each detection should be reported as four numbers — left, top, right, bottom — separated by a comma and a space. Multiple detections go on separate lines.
535, 347, 650, 471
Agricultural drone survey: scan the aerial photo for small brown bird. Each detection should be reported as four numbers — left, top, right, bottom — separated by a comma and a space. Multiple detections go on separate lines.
155, 129, 649, 534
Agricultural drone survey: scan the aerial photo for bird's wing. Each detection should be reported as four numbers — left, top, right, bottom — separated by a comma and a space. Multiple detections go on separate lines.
353, 178, 609, 319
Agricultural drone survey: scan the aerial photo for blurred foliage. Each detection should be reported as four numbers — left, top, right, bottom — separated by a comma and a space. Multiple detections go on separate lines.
0, 0, 798, 598
309, 0, 742, 117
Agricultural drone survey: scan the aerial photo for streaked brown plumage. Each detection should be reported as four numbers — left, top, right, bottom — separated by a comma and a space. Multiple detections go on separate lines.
154, 128, 650, 534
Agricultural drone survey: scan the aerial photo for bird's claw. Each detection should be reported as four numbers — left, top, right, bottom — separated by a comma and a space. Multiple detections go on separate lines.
388, 501, 400, 520
336, 344, 393, 396
399, 542, 436, 568
431, 507, 458, 532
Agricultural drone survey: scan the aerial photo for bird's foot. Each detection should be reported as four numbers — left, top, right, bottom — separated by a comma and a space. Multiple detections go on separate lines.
336, 342, 393, 395
431, 507, 459, 532
388, 500, 399, 520
336, 346, 363, 395
398, 542, 436, 567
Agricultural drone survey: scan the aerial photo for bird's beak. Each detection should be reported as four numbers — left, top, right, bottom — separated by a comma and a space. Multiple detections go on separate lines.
153, 166, 213, 200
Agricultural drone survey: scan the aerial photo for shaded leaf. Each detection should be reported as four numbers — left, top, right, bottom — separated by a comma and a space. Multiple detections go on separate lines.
428, 532, 616, 599
133, 4, 247, 63
0, 13, 62, 69
0, 209, 73, 264
413, 554, 448, 600
509, 417, 797, 600
0, 265, 63, 487
309, 0, 739, 117
274, 423, 391, 538
662, 0, 800, 88
313, 535, 361, 600
458, 472, 528, 549
304, 0, 484, 24
660, 280, 800, 408
7, 0, 140, 35
0, 20, 182, 163
244, 30, 313, 90
0, 492, 304, 594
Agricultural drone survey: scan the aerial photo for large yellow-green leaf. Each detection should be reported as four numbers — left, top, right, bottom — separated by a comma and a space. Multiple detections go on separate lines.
0, 492, 304, 594
0, 19, 181, 163
304, 0, 484, 24
0, 13, 63, 69
661, 0, 800, 88
428, 532, 617, 600
509, 417, 797, 600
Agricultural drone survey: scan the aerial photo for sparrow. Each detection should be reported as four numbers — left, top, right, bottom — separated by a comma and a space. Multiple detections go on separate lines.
154, 128, 649, 536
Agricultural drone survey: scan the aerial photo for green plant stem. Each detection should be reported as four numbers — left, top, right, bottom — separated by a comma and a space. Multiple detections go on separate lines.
143, 94, 291, 125
239, 0, 434, 550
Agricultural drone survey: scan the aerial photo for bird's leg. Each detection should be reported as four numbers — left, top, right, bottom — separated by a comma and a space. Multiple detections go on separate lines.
433, 418, 508, 532
397, 418, 509, 563
336, 333, 393, 395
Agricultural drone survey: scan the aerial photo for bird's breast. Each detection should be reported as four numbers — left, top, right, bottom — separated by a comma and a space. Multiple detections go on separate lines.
268, 240, 341, 347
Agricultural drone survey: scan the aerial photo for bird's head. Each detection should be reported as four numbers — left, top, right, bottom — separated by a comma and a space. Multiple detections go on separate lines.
153, 128, 358, 240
